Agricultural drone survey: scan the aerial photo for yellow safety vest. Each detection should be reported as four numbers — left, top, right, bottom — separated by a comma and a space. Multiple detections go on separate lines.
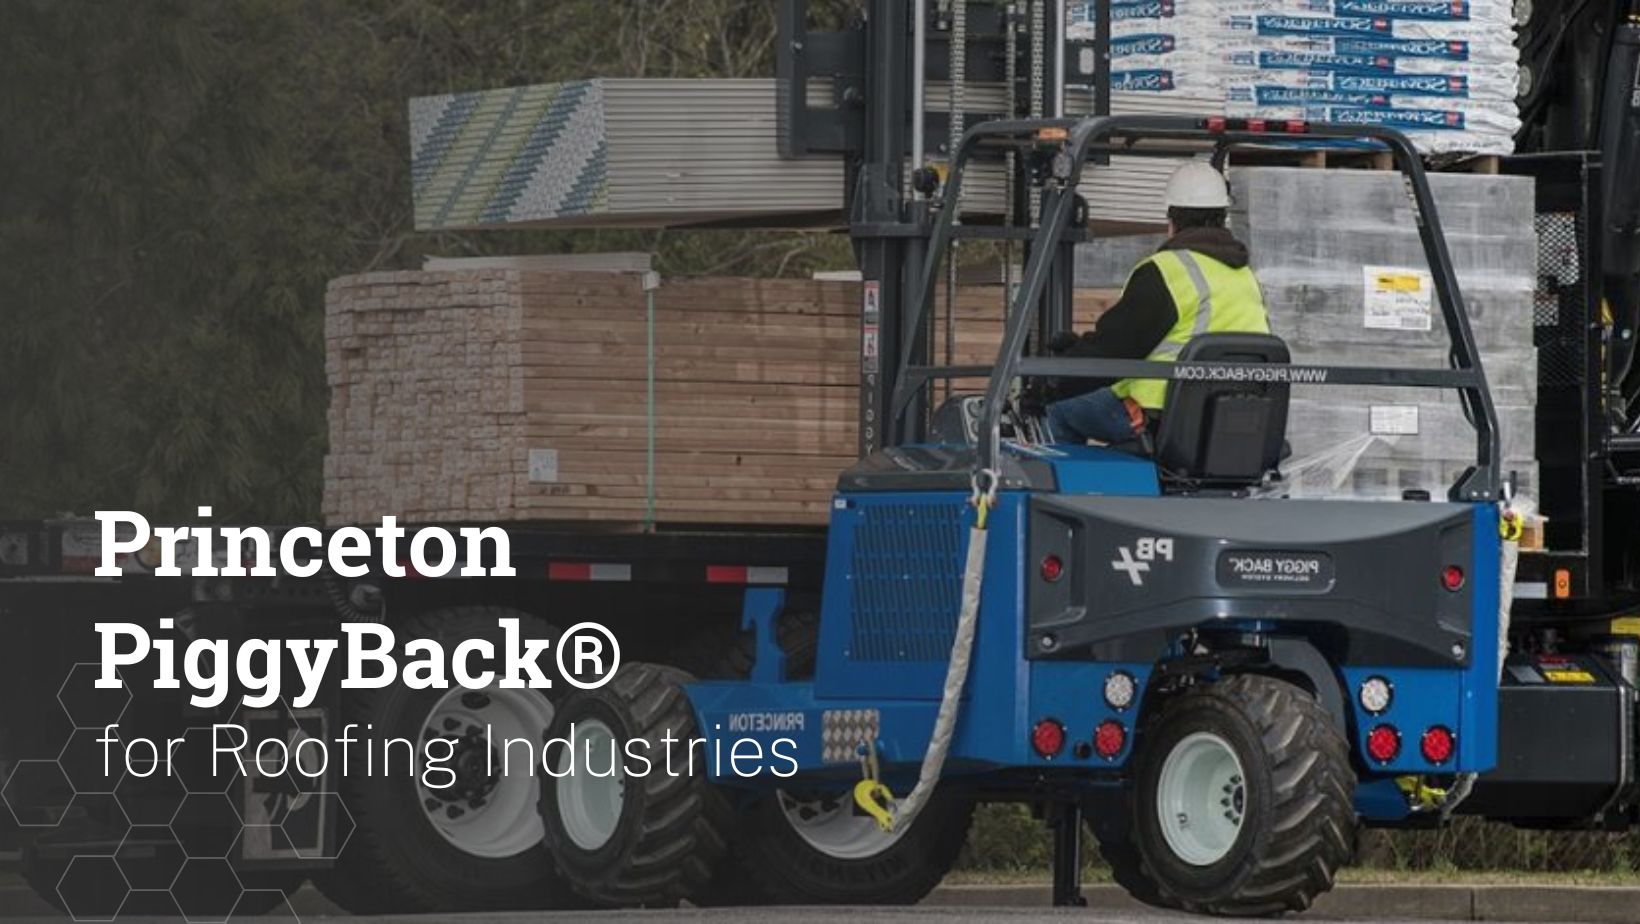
1109, 249, 1270, 411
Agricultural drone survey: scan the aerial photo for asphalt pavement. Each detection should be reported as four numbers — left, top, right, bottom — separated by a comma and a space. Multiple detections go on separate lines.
0, 877, 1621, 923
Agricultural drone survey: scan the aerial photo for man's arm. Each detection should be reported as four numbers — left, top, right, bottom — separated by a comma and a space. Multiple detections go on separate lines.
1049, 262, 1178, 399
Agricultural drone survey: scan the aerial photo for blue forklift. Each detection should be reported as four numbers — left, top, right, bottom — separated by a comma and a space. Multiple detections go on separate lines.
536, 115, 1526, 915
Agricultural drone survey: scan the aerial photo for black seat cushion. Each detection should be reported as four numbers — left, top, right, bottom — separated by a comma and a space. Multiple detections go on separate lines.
1152, 333, 1291, 488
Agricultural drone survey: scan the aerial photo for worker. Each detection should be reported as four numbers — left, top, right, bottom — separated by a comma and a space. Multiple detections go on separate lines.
1040, 160, 1270, 446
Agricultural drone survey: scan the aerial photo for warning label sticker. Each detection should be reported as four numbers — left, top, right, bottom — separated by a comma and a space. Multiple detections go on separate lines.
1369, 404, 1420, 436
1363, 265, 1434, 331
528, 448, 559, 483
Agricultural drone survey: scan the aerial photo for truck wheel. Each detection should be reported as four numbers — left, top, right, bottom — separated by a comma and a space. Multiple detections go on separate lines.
1131, 674, 1355, 916
539, 662, 730, 907
314, 606, 580, 914
704, 784, 974, 906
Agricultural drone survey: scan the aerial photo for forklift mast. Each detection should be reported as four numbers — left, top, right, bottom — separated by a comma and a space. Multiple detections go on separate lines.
777, 0, 1107, 454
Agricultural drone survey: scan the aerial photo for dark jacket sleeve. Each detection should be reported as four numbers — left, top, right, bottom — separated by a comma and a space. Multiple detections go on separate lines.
1049, 262, 1179, 400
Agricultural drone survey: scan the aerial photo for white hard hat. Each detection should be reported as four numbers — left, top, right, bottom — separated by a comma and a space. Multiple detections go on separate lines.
1164, 161, 1231, 209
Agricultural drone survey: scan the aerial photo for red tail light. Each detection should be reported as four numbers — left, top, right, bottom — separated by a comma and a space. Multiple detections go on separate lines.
1094, 720, 1127, 759
1366, 724, 1401, 764
1442, 565, 1465, 592
1421, 726, 1455, 765
1032, 718, 1066, 758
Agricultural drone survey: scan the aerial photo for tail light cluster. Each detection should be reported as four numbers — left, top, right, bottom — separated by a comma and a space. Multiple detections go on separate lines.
1031, 671, 1139, 761
1029, 716, 1129, 761
1358, 678, 1455, 766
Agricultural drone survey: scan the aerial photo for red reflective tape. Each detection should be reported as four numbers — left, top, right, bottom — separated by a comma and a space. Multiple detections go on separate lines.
706, 565, 787, 585
706, 565, 747, 584
548, 562, 593, 581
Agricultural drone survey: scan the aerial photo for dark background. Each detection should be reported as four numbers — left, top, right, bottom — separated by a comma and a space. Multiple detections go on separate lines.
0, 0, 854, 525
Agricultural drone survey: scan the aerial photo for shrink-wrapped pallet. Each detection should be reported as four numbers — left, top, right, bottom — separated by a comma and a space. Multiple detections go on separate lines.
1072, 165, 1537, 499
1228, 167, 1538, 498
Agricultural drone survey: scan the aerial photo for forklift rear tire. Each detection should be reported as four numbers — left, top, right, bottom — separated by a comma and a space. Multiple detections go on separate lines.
1130, 673, 1355, 916
702, 784, 975, 906
539, 662, 731, 907
313, 606, 582, 914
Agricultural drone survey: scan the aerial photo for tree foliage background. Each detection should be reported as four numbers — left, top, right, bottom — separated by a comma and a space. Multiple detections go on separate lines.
0, 0, 854, 522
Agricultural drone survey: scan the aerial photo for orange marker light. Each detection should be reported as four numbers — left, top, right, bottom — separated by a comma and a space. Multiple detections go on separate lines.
1554, 569, 1572, 599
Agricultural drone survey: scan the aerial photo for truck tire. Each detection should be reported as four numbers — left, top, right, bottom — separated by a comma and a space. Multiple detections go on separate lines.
1129, 673, 1355, 916
539, 662, 731, 907
314, 606, 581, 914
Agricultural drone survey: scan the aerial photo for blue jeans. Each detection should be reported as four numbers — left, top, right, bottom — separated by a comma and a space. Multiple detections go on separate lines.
1046, 387, 1137, 445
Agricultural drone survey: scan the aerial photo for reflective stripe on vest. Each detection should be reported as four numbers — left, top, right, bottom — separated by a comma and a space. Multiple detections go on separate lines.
1110, 249, 1270, 410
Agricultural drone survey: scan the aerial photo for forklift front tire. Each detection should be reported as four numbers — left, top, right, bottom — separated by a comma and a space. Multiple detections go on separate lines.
1131, 673, 1355, 916
701, 783, 975, 906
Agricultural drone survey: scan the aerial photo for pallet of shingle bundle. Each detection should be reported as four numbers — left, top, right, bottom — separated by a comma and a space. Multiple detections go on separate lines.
323, 268, 1117, 527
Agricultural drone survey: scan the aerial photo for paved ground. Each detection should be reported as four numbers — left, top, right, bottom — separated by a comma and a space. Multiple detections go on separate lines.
0, 878, 1618, 923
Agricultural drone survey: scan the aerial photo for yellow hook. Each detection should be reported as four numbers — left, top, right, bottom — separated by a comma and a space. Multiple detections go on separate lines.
852, 779, 897, 833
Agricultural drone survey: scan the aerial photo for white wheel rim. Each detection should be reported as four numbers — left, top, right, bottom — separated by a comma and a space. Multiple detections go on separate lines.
777, 789, 909, 860
554, 718, 625, 851
417, 686, 555, 859
1156, 731, 1247, 867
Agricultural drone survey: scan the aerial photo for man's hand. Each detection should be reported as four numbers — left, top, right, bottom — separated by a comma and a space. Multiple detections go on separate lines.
1046, 331, 1081, 354
1019, 379, 1055, 416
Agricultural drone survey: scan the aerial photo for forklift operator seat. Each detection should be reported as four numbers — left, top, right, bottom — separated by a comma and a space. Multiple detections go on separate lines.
1152, 332, 1291, 489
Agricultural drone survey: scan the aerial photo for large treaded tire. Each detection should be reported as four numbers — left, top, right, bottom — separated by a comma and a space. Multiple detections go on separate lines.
1085, 789, 1175, 911
313, 606, 581, 915
1131, 673, 1356, 917
677, 608, 972, 906
710, 784, 974, 906
539, 662, 731, 907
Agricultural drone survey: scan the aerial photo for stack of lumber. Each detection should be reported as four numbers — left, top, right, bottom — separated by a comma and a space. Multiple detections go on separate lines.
324, 269, 1116, 527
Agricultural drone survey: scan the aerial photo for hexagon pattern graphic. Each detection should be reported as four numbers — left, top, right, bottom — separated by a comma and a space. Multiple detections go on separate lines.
115, 762, 187, 826
58, 662, 131, 728
36, 663, 319, 922
60, 727, 126, 793
171, 792, 244, 859
172, 857, 245, 924
2, 759, 73, 827
56, 855, 129, 922
116, 825, 187, 890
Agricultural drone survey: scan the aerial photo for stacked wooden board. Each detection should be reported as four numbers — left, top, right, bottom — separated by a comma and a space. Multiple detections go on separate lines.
324, 269, 1116, 527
